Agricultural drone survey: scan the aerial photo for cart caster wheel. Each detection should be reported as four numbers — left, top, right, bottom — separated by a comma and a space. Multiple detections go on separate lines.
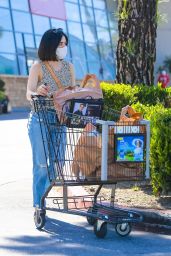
87, 207, 96, 225
115, 223, 132, 237
94, 220, 107, 238
34, 211, 46, 230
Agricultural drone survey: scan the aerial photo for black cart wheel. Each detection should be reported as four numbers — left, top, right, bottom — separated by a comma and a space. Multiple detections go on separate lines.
115, 223, 132, 237
87, 207, 96, 225
94, 221, 107, 238
34, 211, 46, 230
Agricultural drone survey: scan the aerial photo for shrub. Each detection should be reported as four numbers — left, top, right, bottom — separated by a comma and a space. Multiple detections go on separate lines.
101, 82, 138, 110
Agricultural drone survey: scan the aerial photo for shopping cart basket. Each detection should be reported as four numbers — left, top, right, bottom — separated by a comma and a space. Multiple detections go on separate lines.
32, 96, 150, 238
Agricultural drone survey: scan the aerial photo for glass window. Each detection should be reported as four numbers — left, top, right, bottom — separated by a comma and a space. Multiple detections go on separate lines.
18, 55, 27, 75
65, 0, 78, 3
85, 42, 99, 61
93, 0, 105, 9
70, 37, 87, 78
24, 34, 35, 48
68, 21, 83, 40
88, 61, 101, 78
35, 35, 41, 49
97, 26, 110, 42
0, 8, 12, 30
51, 18, 66, 31
82, 24, 96, 43
0, 31, 15, 53
80, 6, 94, 25
12, 11, 33, 33
110, 29, 118, 47
106, 0, 118, 12
101, 59, 115, 80
10, 0, 29, 11
32, 15, 50, 35
0, 0, 9, 8
15, 33, 24, 54
73, 59, 87, 79
65, 2, 80, 22
94, 9, 108, 27
0, 53, 18, 74
80, 0, 92, 6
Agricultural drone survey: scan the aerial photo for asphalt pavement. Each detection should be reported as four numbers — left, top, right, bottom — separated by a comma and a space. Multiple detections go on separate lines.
0, 109, 171, 256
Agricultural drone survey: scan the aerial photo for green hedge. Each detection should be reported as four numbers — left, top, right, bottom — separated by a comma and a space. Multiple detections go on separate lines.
101, 82, 171, 195
101, 82, 171, 110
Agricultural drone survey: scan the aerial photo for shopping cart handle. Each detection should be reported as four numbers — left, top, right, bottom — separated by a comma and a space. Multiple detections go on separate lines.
31, 94, 46, 100
96, 120, 115, 125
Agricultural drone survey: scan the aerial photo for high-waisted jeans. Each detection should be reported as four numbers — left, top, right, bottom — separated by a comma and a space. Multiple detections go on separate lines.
27, 111, 66, 208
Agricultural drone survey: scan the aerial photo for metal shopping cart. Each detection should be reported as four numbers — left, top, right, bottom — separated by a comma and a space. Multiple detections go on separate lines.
32, 96, 150, 238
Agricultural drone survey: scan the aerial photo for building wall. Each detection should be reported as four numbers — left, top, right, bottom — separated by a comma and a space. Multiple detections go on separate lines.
155, 1, 171, 82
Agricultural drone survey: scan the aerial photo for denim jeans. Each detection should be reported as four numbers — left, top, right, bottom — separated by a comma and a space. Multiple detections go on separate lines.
28, 110, 66, 208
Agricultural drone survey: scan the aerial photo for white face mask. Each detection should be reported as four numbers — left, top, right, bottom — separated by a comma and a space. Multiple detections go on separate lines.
56, 46, 67, 60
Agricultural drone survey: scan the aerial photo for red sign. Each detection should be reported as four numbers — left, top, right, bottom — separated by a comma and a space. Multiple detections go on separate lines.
29, 0, 66, 20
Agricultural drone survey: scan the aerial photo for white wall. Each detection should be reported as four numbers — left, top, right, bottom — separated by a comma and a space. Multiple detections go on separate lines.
155, 0, 171, 83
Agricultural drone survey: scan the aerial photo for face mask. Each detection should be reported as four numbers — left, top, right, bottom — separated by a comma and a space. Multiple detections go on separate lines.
56, 46, 67, 60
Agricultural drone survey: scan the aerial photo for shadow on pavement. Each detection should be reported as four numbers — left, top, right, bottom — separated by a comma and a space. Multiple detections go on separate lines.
1, 217, 171, 256
0, 108, 30, 121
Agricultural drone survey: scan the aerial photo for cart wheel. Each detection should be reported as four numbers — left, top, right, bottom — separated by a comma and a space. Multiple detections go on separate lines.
115, 223, 132, 237
34, 211, 46, 230
94, 220, 107, 238
87, 207, 96, 225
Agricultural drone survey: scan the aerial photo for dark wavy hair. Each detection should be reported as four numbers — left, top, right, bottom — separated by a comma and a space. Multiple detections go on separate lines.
38, 28, 68, 61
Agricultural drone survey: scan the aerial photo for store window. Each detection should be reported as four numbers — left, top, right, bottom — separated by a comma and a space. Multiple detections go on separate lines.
51, 18, 66, 31
0, 0, 9, 8
32, 15, 50, 35
68, 21, 83, 40
65, 2, 80, 22
79, 0, 92, 7
80, 6, 94, 25
12, 11, 33, 33
0, 53, 18, 74
18, 55, 27, 75
0, 31, 15, 53
82, 24, 96, 43
15, 33, 24, 54
85, 42, 99, 61
24, 34, 35, 48
93, 0, 105, 10
10, 0, 29, 11
94, 9, 108, 27
0, 8, 12, 30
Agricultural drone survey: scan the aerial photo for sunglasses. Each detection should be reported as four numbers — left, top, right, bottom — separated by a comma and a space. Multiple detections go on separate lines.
52, 28, 63, 33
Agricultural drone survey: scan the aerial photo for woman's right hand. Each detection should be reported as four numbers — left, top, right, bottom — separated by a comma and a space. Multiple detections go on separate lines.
36, 84, 50, 96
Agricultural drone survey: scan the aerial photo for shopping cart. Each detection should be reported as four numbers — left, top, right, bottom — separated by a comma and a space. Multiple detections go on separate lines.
32, 96, 150, 238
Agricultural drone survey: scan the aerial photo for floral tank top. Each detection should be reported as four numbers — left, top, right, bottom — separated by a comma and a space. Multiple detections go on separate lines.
40, 60, 72, 93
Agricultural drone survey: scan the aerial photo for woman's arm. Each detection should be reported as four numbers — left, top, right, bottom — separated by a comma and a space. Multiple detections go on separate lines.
26, 62, 50, 101
69, 63, 76, 87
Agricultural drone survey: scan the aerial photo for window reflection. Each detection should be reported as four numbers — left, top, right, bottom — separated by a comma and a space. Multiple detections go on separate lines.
35, 35, 41, 49
18, 55, 27, 75
80, 0, 92, 6
93, 0, 105, 10
73, 59, 87, 79
10, 0, 29, 11
51, 19, 66, 31
32, 15, 50, 35
85, 42, 99, 61
0, 53, 18, 74
65, 2, 80, 21
24, 34, 35, 48
94, 9, 108, 27
15, 33, 24, 54
83, 24, 96, 43
0, 31, 15, 53
80, 6, 94, 25
13, 11, 33, 33
0, 8, 12, 30
68, 21, 83, 40
0, 0, 9, 8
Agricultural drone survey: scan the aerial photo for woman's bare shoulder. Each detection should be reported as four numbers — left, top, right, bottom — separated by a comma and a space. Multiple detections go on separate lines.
30, 61, 41, 71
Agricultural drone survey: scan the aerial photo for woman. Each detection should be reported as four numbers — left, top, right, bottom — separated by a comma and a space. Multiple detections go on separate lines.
27, 28, 75, 216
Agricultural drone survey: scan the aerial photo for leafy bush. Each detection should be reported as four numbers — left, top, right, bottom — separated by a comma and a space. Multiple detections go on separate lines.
101, 82, 138, 110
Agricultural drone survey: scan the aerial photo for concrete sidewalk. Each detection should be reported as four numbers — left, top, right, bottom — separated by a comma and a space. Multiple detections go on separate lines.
0, 109, 171, 235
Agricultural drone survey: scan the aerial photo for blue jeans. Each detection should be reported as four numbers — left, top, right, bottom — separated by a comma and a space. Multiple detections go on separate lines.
27, 110, 66, 208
